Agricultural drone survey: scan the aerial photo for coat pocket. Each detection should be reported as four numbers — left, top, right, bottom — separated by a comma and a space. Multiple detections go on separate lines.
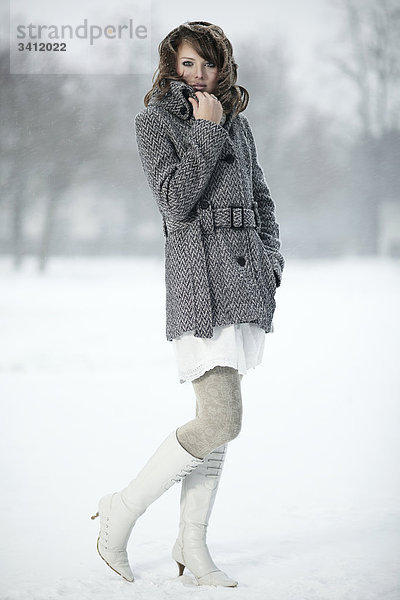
260, 243, 279, 290
248, 229, 277, 299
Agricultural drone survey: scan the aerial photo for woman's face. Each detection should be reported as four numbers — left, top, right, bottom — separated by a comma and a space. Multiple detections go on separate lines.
175, 41, 219, 94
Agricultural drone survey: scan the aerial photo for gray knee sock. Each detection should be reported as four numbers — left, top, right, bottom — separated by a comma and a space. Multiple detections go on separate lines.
176, 365, 243, 459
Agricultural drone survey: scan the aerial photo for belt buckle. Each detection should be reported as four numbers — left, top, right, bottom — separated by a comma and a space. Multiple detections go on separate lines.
230, 205, 244, 229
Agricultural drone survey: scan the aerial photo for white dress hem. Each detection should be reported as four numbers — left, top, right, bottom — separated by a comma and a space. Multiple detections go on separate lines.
172, 322, 266, 385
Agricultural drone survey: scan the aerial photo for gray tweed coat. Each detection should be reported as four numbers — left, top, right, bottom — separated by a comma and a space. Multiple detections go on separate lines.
134, 79, 285, 341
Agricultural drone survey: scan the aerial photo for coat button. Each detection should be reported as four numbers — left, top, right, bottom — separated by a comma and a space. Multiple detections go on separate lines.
179, 106, 187, 114
223, 153, 235, 163
199, 200, 209, 209
237, 256, 246, 266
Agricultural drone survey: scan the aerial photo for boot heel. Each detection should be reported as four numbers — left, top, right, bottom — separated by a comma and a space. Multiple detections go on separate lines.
90, 511, 99, 520
176, 560, 185, 576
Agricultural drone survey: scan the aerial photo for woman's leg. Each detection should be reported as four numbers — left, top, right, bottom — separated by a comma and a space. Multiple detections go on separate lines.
176, 365, 243, 459
172, 365, 243, 586
196, 372, 243, 417
92, 365, 243, 584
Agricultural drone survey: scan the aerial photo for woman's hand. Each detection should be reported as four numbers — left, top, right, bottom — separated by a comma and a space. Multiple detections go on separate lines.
188, 91, 223, 124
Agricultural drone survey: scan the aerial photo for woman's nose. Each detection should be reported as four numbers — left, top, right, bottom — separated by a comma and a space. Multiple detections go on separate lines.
194, 65, 206, 79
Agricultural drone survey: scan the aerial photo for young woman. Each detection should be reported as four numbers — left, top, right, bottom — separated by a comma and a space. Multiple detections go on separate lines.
91, 21, 284, 588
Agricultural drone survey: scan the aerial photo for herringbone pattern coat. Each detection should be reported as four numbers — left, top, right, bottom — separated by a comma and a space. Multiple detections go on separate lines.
134, 79, 285, 341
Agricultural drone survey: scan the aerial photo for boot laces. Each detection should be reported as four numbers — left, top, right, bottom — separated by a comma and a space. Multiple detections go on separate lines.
170, 456, 204, 484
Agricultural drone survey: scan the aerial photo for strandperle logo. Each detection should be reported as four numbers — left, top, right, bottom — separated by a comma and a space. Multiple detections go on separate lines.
16, 18, 148, 46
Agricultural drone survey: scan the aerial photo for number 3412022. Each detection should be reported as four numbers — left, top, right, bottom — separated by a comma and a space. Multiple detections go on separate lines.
18, 42, 67, 51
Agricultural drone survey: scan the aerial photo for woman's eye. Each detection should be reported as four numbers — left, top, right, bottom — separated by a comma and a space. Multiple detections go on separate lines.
182, 61, 216, 68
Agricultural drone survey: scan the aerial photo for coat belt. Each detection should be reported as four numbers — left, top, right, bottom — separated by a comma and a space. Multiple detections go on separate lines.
162, 202, 262, 237
197, 202, 262, 235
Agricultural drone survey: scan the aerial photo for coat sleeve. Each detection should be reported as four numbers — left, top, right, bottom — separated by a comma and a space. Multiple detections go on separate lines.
134, 108, 229, 222
240, 114, 285, 286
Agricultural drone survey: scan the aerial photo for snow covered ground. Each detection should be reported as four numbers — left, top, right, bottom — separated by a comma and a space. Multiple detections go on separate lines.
0, 255, 399, 600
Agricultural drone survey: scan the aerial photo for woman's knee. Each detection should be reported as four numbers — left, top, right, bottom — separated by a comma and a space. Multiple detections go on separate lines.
176, 404, 242, 457
176, 365, 243, 456
219, 411, 242, 443
193, 419, 240, 453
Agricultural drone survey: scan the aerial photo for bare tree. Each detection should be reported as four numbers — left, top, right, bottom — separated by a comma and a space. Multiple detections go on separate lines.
327, 0, 400, 138
321, 0, 400, 254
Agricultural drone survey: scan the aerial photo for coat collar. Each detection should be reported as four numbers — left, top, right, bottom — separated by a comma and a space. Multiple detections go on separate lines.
148, 79, 234, 131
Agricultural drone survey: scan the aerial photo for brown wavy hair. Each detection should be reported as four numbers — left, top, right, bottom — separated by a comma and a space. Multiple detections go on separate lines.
143, 21, 249, 117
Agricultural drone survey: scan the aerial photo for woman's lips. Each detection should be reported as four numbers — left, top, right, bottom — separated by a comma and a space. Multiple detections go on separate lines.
192, 84, 206, 90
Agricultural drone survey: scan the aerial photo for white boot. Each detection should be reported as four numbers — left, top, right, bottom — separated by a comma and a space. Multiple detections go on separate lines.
171, 443, 238, 587
91, 429, 204, 582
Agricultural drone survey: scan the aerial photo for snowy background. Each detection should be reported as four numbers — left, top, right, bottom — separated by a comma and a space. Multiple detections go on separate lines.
0, 255, 399, 599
